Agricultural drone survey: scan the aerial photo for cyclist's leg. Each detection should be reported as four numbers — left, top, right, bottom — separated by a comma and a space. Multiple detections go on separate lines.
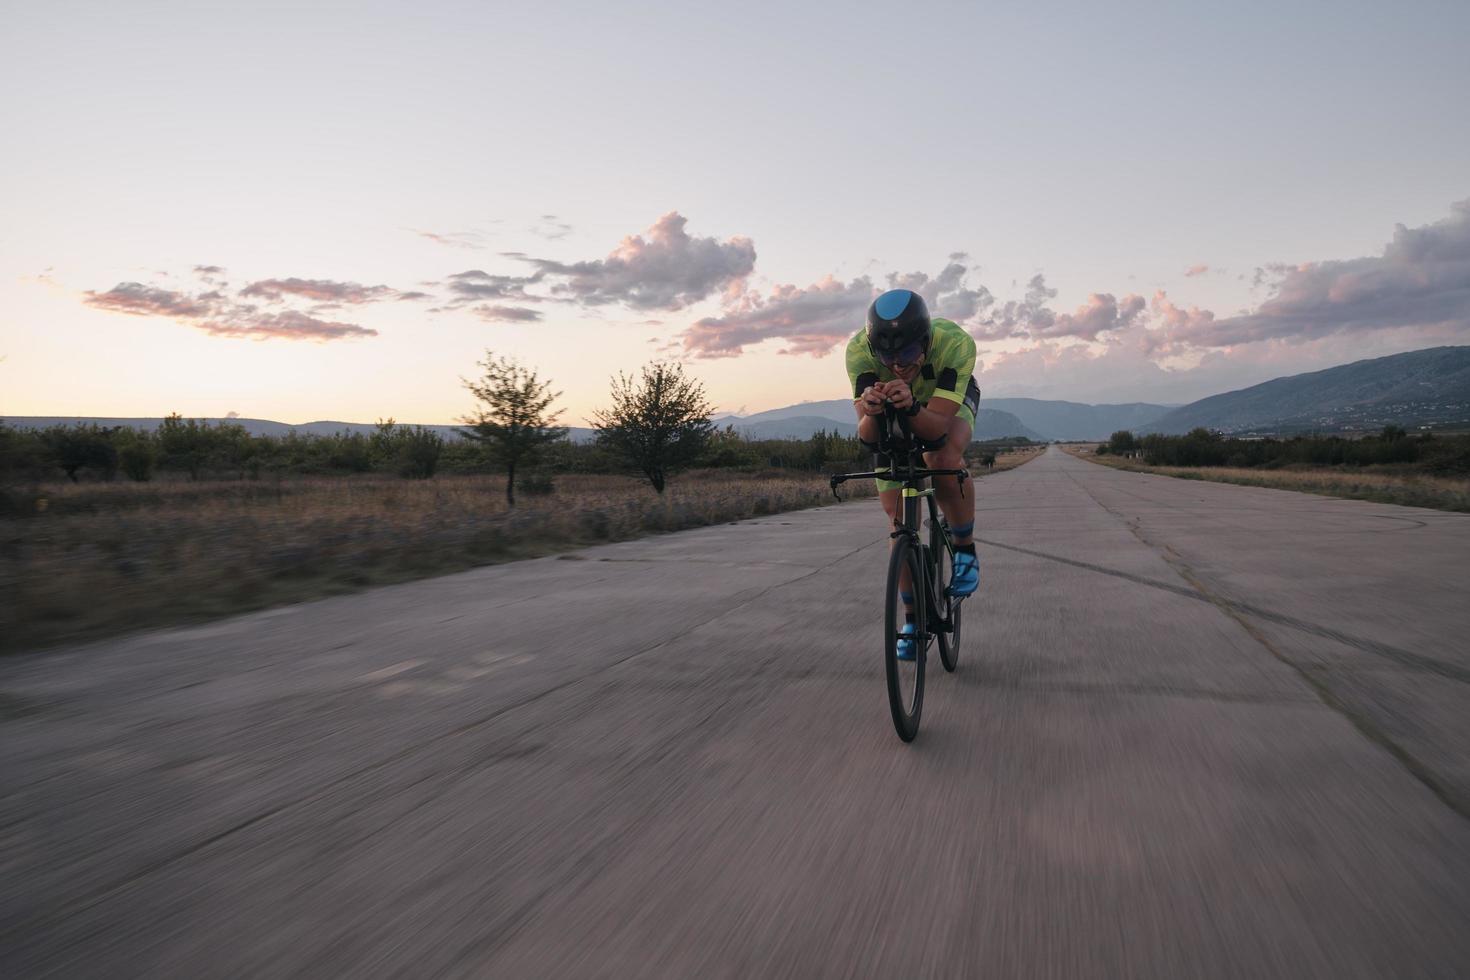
878, 481, 918, 653
878, 484, 913, 600
923, 412, 974, 546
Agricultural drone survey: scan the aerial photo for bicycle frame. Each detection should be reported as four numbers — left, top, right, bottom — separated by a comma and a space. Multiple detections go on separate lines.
830, 406, 969, 635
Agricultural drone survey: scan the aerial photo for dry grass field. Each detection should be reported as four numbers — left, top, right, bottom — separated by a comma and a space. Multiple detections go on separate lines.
1, 470, 875, 653
3, 446, 1042, 653
1066, 444, 1470, 512
986, 446, 1046, 472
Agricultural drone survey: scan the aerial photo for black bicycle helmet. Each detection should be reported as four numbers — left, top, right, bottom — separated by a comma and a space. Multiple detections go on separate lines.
865, 288, 932, 365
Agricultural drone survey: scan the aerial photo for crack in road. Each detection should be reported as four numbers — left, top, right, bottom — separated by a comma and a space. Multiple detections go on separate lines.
0, 532, 889, 946
972, 536, 1470, 685
1061, 459, 1470, 822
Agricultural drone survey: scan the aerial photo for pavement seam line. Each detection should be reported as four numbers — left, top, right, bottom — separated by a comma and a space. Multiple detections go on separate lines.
1064, 462, 1470, 823
0, 529, 889, 942
971, 536, 1470, 685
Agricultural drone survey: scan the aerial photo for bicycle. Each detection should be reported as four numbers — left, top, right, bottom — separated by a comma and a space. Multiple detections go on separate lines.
830, 404, 970, 742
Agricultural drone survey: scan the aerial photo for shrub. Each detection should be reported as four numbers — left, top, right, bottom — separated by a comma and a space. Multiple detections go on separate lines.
117, 433, 158, 482
519, 470, 556, 496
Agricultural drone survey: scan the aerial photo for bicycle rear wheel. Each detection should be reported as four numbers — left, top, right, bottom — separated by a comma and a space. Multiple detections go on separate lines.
934, 521, 962, 672
885, 534, 926, 742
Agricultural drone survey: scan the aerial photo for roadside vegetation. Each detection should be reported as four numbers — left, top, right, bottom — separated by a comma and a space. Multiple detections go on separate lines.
1, 351, 1038, 651
1074, 427, 1470, 512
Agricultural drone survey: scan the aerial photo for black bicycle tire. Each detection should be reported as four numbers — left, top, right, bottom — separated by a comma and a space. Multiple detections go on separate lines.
884, 534, 926, 742
934, 520, 961, 672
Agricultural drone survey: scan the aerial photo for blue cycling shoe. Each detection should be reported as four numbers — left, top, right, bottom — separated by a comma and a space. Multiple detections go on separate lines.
948, 551, 979, 597
895, 621, 917, 661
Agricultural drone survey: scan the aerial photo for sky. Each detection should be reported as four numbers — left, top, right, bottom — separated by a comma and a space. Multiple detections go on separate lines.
3, 0, 1469, 425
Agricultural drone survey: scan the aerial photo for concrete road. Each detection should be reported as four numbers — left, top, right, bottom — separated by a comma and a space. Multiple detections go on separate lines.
4, 447, 1469, 978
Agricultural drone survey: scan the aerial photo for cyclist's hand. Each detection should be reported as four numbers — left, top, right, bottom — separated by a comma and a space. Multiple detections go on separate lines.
859, 385, 887, 416
885, 380, 914, 411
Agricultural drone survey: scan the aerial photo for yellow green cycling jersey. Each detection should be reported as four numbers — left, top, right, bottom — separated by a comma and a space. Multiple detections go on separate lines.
845, 316, 978, 426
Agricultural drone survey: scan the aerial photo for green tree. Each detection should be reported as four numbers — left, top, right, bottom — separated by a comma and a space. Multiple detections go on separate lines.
1108, 430, 1137, 455
0, 421, 47, 485
398, 427, 445, 479
43, 424, 119, 482
116, 429, 158, 481
701, 425, 759, 468
591, 361, 713, 494
157, 414, 213, 479
459, 352, 566, 506
365, 419, 444, 478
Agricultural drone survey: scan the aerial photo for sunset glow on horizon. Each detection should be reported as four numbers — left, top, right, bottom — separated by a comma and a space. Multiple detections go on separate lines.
4, 1, 1469, 426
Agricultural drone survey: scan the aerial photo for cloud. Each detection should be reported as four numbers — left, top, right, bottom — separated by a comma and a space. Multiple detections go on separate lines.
415, 230, 486, 250
1036, 292, 1148, 342
1163, 200, 1470, 351
1184, 264, 1209, 277
83, 281, 375, 341
472, 304, 542, 322
681, 275, 875, 358
200, 310, 377, 341
887, 260, 994, 321
26, 268, 62, 290
240, 277, 396, 304
395, 290, 433, 301
974, 273, 1059, 340
518, 212, 756, 311
84, 282, 217, 319
442, 268, 543, 303
530, 215, 573, 240
678, 255, 1005, 358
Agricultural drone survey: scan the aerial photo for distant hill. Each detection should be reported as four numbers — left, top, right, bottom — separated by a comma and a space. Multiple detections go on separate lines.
1141, 346, 1470, 435
726, 396, 1163, 441
980, 398, 1171, 441
710, 406, 1041, 441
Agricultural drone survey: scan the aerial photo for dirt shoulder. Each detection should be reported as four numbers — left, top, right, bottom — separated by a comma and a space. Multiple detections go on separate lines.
1062, 444, 1470, 513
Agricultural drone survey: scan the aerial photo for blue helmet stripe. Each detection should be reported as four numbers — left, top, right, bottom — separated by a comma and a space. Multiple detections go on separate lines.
874, 289, 912, 320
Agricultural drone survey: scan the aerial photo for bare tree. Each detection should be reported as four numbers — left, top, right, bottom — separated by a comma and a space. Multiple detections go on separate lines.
460, 352, 566, 506
591, 361, 713, 494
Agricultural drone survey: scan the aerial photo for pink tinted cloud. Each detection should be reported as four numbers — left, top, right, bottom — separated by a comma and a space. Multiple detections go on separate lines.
240, 278, 397, 304
83, 283, 217, 319
201, 310, 377, 341
83, 280, 376, 341
681, 275, 875, 358
679, 256, 999, 358
1171, 200, 1470, 349
416, 230, 486, 250
473, 304, 542, 322
1184, 264, 1209, 277
1031, 292, 1147, 342
522, 211, 756, 311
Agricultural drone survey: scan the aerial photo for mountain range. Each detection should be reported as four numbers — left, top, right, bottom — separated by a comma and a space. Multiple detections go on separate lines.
714, 397, 1166, 442
1140, 346, 1470, 435
8, 346, 1469, 443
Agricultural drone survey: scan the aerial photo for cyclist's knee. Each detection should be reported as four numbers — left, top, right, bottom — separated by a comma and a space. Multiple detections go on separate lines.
925, 445, 965, 470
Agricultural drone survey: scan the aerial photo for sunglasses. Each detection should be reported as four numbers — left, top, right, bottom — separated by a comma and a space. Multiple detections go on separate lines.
876, 340, 927, 368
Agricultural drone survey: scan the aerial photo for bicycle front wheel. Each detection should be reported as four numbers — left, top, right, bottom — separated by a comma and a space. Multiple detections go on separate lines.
934, 521, 961, 673
884, 533, 926, 742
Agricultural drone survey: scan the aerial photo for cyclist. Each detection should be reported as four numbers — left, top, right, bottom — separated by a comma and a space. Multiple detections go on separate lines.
846, 288, 979, 659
